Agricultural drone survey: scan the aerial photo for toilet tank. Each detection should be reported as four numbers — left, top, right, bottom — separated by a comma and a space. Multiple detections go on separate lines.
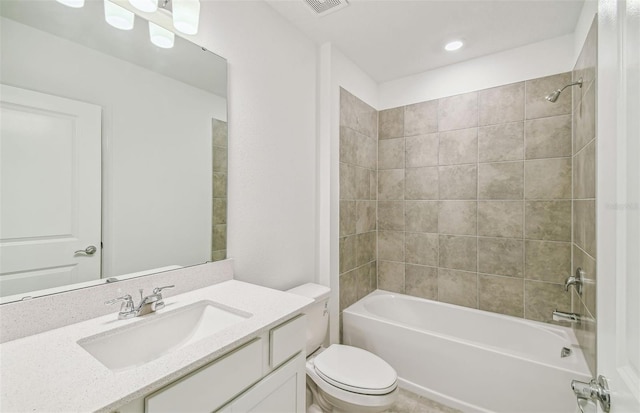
287, 283, 331, 355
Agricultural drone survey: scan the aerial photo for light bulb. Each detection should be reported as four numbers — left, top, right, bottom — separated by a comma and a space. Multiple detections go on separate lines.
172, 0, 200, 35
444, 40, 464, 51
149, 22, 175, 49
56, 0, 85, 8
104, 0, 135, 30
128, 0, 158, 13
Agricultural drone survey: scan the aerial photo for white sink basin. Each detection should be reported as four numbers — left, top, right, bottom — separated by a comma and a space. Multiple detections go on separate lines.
78, 301, 252, 371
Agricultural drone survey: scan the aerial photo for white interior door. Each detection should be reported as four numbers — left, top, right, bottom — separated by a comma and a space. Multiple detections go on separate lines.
596, 1, 640, 412
0, 84, 102, 298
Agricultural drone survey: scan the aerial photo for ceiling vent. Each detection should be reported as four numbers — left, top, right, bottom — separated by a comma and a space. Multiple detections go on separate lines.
302, 0, 349, 17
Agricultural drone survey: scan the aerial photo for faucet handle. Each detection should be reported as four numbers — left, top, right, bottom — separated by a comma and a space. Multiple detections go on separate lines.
153, 285, 175, 295
105, 294, 136, 318
105, 294, 133, 306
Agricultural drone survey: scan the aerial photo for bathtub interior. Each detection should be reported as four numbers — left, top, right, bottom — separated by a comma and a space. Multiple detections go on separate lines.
348, 290, 590, 373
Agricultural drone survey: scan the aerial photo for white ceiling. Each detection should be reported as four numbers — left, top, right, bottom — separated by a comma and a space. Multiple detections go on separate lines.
265, 0, 585, 83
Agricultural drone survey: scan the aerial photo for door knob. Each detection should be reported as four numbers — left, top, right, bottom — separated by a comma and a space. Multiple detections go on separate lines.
75, 245, 97, 255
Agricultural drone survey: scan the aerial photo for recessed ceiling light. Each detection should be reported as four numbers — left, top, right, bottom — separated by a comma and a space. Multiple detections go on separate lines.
444, 40, 464, 51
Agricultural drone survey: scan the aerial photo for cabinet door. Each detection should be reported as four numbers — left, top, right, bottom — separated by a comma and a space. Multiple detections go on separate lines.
222, 353, 305, 413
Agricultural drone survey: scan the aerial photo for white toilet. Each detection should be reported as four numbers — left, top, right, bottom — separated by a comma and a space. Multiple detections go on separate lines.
287, 283, 398, 413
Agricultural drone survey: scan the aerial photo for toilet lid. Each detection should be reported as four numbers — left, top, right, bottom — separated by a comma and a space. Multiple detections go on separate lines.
313, 344, 397, 395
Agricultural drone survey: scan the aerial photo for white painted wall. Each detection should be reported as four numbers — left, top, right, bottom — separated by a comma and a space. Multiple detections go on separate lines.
317, 43, 379, 344
378, 34, 576, 109
574, 0, 598, 63
141, 1, 319, 289
0, 17, 225, 278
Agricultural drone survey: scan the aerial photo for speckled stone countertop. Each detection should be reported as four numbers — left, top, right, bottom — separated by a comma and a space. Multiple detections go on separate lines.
0, 280, 313, 413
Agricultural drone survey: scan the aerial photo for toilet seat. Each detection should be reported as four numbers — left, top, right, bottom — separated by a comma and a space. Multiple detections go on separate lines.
313, 344, 397, 395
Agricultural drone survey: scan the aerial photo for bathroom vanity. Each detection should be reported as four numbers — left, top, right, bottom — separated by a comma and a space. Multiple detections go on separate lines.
0, 280, 312, 412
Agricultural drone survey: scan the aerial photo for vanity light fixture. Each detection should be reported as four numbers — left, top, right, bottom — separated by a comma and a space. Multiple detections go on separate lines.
104, 0, 135, 30
149, 22, 175, 48
172, 0, 200, 35
129, 0, 158, 13
55, 0, 85, 8
444, 40, 464, 51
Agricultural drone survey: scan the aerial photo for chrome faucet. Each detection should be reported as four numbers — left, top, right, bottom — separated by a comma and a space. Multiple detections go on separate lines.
552, 310, 581, 323
564, 268, 585, 294
106, 285, 174, 319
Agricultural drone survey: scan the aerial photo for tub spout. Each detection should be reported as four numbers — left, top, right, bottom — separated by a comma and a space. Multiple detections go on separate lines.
552, 310, 581, 323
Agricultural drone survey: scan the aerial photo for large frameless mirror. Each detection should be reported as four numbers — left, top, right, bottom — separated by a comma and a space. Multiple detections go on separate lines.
0, 0, 228, 303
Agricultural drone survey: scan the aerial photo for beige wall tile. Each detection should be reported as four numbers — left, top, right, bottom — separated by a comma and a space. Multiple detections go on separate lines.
339, 270, 358, 311
439, 164, 477, 200
212, 119, 228, 147
438, 128, 478, 165
478, 122, 524, 162
340, 126, 357, 165
355, 167, 371, 200
379, 138, 405, 170
354, 133, 377, 169
340, 200, 356, 237
405, 201, 438, 233
378, 201, 405, 231
478, 274, 524, 317
525, 280, 571, 323
478, 161, 524, 199
574, 139, 596, 199
572, 295, 596, 375
212, 198, 227, 225
340, 88, 378, 138
378, 169, 405, 201
573, 20, 597, 92
524, 115, 572, 159
378, 231, 405, 262
406, 133, 438, 167
340, 163, 356, 200
478, 82, 525, 126
339, 235, 357, 274
355, 263, 375, 300
574, 82, 596, 153
212, 147, 227, 173
356, 200, 376, 234
378, 260, 405, 293
212, 224, 226, 251
525, 201, 571, 241
525, 158, 572, 199
478, 237, 523, 278
438, 201, 477, 235
573, 244, 596, 316
212, 172, 227, 198
525, 72, 572, 119
405, 100, 438, 136
405, 265, 438, 300
438, 268, 477, 308
438, 92, 478, 132
574, 200, 596, 257
478, 201, 524, 238
525, 240, 571, 283
379, 107, 404, 139
356, 231, 376, 266
406, 232, 439, 266
439, 235, 477, 272
405, 167, 439, 200
369, 170, 377, 201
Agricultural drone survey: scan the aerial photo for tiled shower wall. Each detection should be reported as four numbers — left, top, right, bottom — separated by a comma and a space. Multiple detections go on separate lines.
375, 73, 575, 323
572, 18, 597, 375
212, 118, 228, 261
338, 90, 378, 317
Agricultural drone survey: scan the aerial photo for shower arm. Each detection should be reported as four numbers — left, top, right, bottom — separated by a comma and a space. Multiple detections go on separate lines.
557, 78, 583, 93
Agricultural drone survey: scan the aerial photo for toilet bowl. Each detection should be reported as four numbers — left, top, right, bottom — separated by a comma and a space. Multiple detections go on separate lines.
287, 284, 398, 413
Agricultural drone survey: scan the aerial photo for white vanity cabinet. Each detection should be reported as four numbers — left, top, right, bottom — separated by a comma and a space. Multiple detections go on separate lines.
116, 315, 306, 413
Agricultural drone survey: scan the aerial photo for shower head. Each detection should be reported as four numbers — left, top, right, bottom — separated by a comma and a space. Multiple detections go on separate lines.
545, 90, 562, 102
545, 78, 583, 103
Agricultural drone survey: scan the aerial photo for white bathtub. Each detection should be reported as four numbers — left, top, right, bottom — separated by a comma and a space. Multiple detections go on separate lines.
342, 290, 591, 413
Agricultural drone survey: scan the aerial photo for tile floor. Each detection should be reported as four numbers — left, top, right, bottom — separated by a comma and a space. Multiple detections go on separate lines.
382, 388, 463, 413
